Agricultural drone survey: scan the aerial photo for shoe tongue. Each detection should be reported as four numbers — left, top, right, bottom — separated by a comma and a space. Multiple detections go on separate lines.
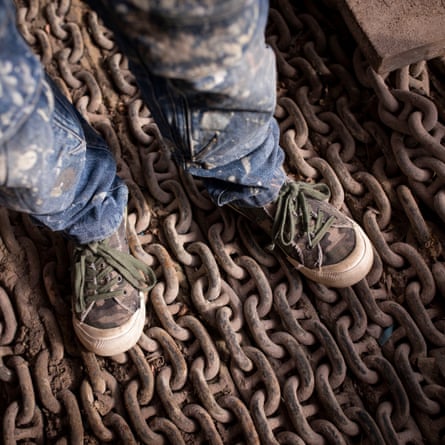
103, 218, 128, 253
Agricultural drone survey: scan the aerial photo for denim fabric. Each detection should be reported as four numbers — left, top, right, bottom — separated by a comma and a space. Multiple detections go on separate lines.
0, 0, 127, 244
88, 0, 286, 207
0, 0, 286, 244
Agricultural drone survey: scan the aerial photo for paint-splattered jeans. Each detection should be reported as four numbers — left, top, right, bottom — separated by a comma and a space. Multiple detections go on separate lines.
0, 0, 285, 244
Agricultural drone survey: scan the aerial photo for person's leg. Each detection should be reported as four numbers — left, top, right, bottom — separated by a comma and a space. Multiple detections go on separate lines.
88, 0, 286, 208
0, 75, 130, 245
87, 0, 374, 287
0, 0, 126, 244
0, 0, 154, 355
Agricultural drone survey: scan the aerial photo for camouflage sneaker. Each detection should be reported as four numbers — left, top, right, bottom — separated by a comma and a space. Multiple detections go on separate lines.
230, 181, 373, 288
71, 214, 156, 356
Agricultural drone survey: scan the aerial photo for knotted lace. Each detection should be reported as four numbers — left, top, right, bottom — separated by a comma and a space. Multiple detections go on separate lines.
271, 181, 335, 249
74, 241, 156, 313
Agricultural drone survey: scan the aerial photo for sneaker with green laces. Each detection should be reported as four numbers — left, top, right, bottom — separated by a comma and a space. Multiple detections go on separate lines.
230, 180, 373, 288
71, 215, 156, 356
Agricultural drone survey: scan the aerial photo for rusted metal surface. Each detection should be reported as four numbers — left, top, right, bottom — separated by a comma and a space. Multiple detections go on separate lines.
335, 0, 445, 73
0, 0, 445, 443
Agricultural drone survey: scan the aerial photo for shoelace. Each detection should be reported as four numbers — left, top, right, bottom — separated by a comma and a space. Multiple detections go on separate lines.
271, 181, 335, 249
74, 241, 156, 313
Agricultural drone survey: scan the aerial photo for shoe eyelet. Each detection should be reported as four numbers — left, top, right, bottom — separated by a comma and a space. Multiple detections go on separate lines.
117, 275, 122, 283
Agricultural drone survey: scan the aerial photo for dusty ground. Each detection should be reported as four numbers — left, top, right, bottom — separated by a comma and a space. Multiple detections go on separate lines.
1, 0, 445, 444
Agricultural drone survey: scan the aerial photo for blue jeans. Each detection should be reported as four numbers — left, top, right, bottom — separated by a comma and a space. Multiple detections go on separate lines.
0, 0, 285, 244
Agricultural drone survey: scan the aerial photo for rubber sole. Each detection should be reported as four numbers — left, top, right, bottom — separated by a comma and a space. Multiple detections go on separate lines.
286, 223, 374, 288
73, 291, 146, 356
